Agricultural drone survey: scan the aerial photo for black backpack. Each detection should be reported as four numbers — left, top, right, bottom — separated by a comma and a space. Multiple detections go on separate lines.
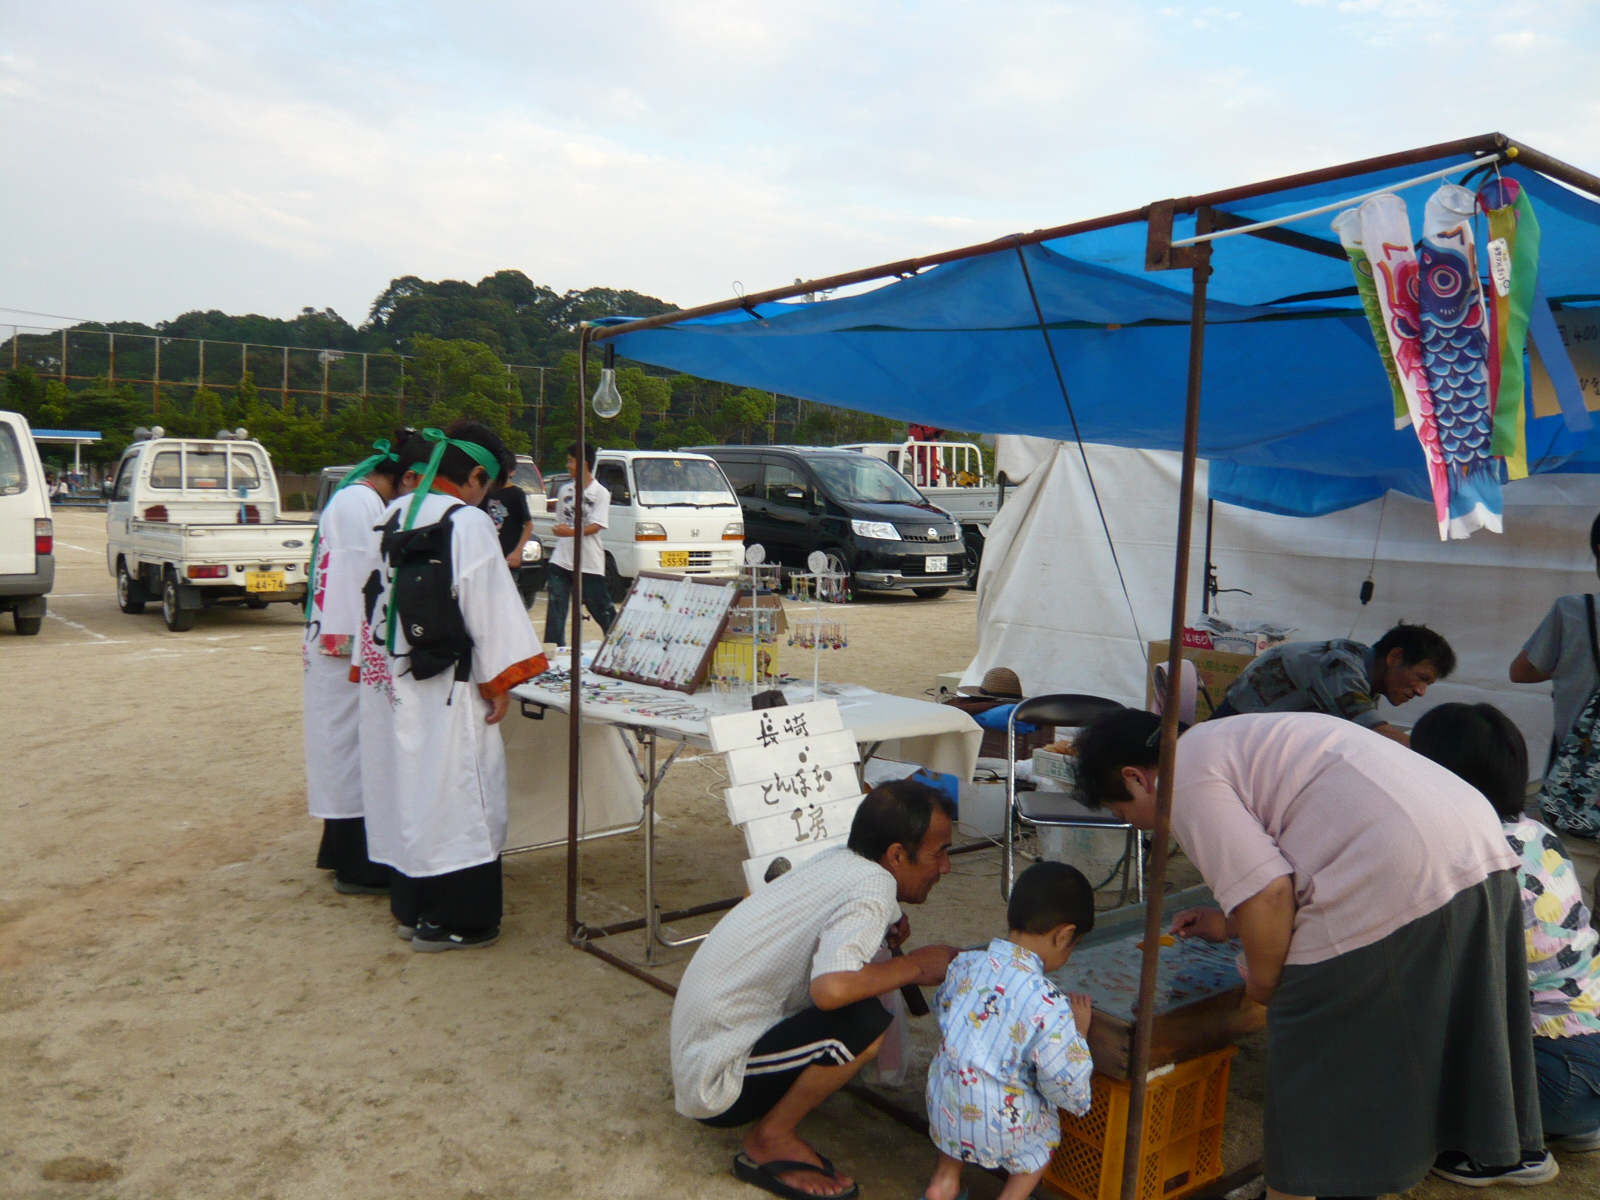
379, 504, 474, 683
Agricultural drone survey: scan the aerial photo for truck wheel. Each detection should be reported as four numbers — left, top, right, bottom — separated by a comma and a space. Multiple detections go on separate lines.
13, 612, 42, 635
913, 587, 949, 600
117, 562, 147, 614
161, 575, 197, 632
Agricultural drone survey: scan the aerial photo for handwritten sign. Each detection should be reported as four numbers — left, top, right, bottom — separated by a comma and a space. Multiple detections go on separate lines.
724, 729, 859, 789
1532, 308, 1600, 418
706, 699, 864, 890
706, 700, 844, 753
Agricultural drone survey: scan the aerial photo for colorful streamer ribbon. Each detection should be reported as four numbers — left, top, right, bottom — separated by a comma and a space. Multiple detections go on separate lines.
304, 438, 399, 619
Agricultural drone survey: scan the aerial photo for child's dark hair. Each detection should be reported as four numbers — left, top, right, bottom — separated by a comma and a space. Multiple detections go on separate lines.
1074, 708, 1163, 808
1410, 701, 1528, 820
1007, 861, 1095, 938
1373, 622, 1456, 679
566, 441, 598, 468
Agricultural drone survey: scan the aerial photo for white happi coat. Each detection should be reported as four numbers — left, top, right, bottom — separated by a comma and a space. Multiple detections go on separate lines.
303, 480, 387, 820
358, 489, 547, 877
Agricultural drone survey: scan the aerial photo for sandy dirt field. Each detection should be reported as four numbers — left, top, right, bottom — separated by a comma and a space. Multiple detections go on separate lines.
3, 509, 1595, 1200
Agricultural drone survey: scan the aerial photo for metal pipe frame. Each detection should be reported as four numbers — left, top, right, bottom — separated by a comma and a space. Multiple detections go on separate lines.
587, 133, 1600, 346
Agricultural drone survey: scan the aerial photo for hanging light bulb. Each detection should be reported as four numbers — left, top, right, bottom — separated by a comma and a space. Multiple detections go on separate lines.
592, 343, 622, 419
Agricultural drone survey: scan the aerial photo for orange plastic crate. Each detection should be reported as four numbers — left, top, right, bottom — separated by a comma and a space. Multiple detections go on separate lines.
1043, 1046, 1234, 1200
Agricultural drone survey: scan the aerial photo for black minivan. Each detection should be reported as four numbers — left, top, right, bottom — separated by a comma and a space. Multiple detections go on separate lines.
693, 446, 969, 598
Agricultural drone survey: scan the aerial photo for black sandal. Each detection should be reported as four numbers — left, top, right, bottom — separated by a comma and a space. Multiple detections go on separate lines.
732, 1151, 860, 1200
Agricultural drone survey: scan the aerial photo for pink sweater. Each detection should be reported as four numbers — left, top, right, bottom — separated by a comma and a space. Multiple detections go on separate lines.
1171, 713, 1519, 966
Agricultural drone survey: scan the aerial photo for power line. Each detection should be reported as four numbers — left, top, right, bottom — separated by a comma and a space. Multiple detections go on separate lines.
0, 305, 100, 323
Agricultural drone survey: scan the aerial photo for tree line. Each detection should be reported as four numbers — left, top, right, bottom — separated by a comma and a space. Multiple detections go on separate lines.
2, 270, 911, 475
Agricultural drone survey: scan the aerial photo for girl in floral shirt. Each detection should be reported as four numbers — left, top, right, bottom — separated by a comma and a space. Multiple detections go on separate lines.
1414, 703, 1600, 1158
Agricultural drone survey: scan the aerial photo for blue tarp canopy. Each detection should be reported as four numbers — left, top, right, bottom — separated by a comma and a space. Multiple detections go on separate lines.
604, 146, 1600, 518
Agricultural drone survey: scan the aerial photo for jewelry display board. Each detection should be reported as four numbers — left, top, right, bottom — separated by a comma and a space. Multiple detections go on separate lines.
590, 571, 740, 693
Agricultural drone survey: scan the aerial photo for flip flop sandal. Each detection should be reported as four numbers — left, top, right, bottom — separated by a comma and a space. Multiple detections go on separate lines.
732, 1152, 860, 1200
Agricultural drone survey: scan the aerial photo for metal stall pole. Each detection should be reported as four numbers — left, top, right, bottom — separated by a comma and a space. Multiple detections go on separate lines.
1121, 208, 1213, 1200
567, 326, 591, 945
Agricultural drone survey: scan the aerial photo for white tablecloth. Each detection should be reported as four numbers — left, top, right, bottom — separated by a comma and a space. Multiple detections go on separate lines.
505, 662, 982, 850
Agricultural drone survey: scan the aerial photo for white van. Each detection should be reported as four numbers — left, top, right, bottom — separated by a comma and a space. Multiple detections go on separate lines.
0, 410, 54, 635
529, 449, 745, 597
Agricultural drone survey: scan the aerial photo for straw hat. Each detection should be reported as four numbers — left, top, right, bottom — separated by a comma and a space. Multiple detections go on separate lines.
958, 667, 1024, 699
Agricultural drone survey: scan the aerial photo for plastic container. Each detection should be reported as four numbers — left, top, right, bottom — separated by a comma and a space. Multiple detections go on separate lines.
1043, 1046, 1234, 1200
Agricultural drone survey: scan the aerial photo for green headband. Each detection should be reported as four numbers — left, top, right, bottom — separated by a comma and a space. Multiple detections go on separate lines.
305, 439, 401, 620
400, 428, 502, 532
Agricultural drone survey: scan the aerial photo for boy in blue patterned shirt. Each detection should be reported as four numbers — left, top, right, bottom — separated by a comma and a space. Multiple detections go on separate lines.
924, 862, 1097, 1200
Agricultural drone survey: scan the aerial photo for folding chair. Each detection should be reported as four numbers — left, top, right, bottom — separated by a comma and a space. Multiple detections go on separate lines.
1003, 693, 1141, 902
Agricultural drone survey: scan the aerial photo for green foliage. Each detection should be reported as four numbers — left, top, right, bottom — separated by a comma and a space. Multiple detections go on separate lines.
792, 404, 904, 446
403, 334, 529, 454
3, 365, 49, 423
714, 388, 777, 444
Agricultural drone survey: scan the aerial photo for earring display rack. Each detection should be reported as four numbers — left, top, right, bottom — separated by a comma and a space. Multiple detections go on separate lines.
784, 564, 850, 700
591, 571, 740, 694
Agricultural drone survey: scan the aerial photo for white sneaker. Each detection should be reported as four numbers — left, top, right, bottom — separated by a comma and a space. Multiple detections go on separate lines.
1550, 1125, 1600, 1153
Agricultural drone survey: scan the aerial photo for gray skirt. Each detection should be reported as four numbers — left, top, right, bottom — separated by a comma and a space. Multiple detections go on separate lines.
1264, 869, 1541, 1196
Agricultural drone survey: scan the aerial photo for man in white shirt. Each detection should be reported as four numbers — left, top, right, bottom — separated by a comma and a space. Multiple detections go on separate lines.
671, 780, 961, 1199
543, 441, 615, 647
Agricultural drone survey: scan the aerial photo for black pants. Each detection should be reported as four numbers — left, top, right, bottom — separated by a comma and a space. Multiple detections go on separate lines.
315, 818, 390, 888
543, 562, 615, 645
389, 858, 503, 934
698, 999, 893, 1129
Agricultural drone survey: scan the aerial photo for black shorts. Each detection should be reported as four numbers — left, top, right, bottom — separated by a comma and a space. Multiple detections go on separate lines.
698, 999, 894, 1129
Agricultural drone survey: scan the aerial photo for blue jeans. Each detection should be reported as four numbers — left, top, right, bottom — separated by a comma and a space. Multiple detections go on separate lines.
1534, 1030, 1600, 1137
542, 563, 615, 646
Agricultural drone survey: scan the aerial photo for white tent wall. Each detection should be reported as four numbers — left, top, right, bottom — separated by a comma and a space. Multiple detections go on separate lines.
964, 439, 1600, 761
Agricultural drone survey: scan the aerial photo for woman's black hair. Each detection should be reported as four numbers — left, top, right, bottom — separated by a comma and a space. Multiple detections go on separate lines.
1410, 701, 1529, 821
1074, 708, 1163, 809
847, 779, 956, 863
369, 428, 414, 482
1007, 860, 1095, 939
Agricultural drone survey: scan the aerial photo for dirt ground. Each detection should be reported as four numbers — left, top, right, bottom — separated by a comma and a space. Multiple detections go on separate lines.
2, 509, 1596, 1200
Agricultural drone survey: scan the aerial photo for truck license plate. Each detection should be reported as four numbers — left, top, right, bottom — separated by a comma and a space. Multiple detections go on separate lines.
925, 556, 947, 574
245, 570, 286, 593
660, 551, 690, 568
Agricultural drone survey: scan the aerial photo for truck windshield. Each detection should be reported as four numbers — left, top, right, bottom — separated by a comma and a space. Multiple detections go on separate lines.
511, 462, 543, 495
809, 456, 927, 506
633, 457, 736, 506
0, 425, 26, 493
147, 447, 263, 490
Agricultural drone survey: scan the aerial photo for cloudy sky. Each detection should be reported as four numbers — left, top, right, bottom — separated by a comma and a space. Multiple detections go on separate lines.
2, 1, 1595, 331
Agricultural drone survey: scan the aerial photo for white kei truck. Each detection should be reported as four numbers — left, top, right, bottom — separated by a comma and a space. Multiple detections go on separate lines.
106, 428, 315, 631
0, 409, 54, 636
529, 449, 746, 599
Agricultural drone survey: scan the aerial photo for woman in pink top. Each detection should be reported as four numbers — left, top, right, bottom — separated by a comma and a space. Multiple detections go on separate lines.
1075, 709, 1548, 1198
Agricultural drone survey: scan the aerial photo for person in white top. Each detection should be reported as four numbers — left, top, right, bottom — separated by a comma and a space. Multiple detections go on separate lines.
304, 436, 407, 895
671, 780, 962, 1200
543, 441, 614, 646
358, 422, 548, 952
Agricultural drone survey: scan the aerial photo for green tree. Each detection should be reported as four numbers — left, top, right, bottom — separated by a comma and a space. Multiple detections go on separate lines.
2, 365, 49, 422
402, 335, 529, 454
714, 388, 777, 444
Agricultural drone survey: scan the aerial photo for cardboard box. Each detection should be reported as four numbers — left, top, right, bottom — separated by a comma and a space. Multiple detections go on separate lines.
1145, 639, 1257, 721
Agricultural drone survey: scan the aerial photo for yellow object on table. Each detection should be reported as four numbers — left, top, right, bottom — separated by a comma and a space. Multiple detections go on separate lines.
1043, 1045, 1234, 1200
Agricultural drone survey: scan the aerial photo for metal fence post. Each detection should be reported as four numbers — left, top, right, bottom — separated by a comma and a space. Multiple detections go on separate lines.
282, 346, 290, 410
154, 336, 162, 412
361, 352, 368, 411
321, 354, 330, 417
198, 339, 206, 397
108, 331, 115, 387
60, 328, 67, 385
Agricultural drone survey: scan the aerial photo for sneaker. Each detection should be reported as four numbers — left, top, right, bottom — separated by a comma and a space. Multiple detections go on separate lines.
1549, 1125, 1600, 1153
1431, 1150, 1559, 1186
333, 879, 391, 896
410, 922, 500, 952
395, 924, 415, 941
